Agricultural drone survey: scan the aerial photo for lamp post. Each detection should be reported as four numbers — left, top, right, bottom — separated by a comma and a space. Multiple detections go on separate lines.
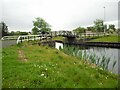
103, 6, 106, 34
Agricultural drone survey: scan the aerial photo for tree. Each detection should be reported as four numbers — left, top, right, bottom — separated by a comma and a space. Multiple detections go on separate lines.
73, 27, 86, 35
32, 17, 51, 34
94, 19, 104, 32
108, 24, 116, 31
87, 26, 95, 32
32, 27, 39, 35
0, 21, 9, 37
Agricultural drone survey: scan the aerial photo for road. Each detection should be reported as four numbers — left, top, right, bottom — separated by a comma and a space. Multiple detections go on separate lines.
2, 40, 17, 48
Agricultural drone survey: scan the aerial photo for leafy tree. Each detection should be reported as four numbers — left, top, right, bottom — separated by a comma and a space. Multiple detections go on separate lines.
87, 26, 95, 32
32, 27, 39, 35
9, 31, 28, 36
19, 32, 28, 35
9, 31, 15, 36
73, 27, 86, 35
94, 19, 104, 32
32, 17, 51, 34
108, 24, 116, 31
0, 21, 9, 37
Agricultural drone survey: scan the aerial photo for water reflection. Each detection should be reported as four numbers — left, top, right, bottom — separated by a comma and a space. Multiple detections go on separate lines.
63, 45, 119, 74
85, 47, 118, 74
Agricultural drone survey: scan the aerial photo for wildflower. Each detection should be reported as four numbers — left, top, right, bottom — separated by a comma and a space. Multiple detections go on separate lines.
34, 64, 36, 67
44, 64, 46, 67
45, 68, 47, 71
41, 74, 44, 76
44, 76, 47, 78
99, 83, 103, 85
99, 68, 103, 70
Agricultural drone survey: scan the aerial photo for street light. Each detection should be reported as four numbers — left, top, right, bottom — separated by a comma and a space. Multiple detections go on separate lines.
103, 6, 106, 33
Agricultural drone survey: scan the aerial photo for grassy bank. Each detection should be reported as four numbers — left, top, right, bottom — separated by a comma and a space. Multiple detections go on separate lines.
2, 42, 118, 88
52, 36, 65, 41
88, 35, 119, 42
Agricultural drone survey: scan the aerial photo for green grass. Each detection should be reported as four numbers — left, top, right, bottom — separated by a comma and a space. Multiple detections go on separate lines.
2, 42, 118, 88
88, 35, 119, 42
52, 36, 65, 41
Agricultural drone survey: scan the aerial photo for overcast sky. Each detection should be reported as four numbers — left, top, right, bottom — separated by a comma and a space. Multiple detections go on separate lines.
1, 0, 119, 32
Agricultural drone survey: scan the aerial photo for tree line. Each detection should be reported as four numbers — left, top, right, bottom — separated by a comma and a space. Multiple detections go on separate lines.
0, 18, 118, 38
0, 22, 29, 38
73, 19, 117, 34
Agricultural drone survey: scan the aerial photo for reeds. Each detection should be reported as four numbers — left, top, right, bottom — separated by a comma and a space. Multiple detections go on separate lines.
62, 45, 117, 71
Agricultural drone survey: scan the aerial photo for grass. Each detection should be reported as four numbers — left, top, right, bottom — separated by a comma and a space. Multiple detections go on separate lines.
2, 42, 118, 88
52, 36, 65, 41
88, 35, 119, 42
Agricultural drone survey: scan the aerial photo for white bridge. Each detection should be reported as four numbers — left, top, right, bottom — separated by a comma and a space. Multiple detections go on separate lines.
1, 35, 42, 44
1, 31, 109, 44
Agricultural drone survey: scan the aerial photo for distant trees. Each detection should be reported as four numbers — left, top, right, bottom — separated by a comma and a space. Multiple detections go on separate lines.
87, 27, 95, 32
9, 31, 28, 36
94, 19, 104, 32
72, 19, 117, 35
108, 24, 116, 31
73, 27, 86, 35
32, 17, 51, 34
0, 22, 9, 37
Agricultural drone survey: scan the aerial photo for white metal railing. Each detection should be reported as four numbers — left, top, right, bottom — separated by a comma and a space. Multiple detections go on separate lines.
16, 35, 40, 44
1, 31, 109, 44
1, 36, 18, 40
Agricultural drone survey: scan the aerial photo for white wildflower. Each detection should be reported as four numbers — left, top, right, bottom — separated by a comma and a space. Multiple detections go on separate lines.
44, 64, 46, 67
34, 64, 36, 67
45, 68, 47, 71
44, 76, 47, 78
105, 77, 107, 79
41, 74, 44, 76
99, 68, 103, 70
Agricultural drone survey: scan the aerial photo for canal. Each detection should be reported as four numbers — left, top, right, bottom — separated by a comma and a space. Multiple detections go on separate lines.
55, 42, 119, 74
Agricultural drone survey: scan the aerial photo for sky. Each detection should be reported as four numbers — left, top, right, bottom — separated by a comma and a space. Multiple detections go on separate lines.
1, 0, 119, 32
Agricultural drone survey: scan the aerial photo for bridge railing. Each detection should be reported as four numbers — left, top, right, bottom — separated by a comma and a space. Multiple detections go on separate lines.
1, 31, 109, 44
16, 35, 40, 44
1, 36, 19, 40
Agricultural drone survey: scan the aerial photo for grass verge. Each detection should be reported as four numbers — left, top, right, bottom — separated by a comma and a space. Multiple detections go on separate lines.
2, 42, 118, 88
88, 35, 119, 42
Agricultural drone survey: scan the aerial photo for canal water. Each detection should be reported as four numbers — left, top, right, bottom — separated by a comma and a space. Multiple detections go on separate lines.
55, 42, 119, 74
81, 47, 119, 74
